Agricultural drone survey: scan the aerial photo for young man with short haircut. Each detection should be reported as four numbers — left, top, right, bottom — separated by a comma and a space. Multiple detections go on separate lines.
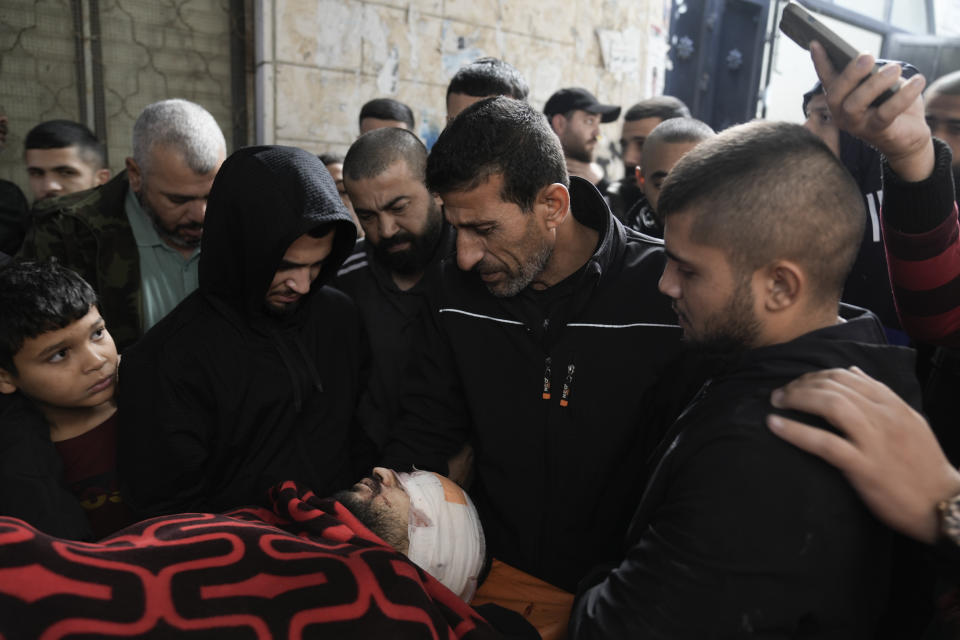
569, 120, 922, 637
445, 57, 529, 123
24, 120, 111, 203
0, 261, 132, 540
358, 97, 415, 135
630, 117, 715, 237
607, 95, 690, 222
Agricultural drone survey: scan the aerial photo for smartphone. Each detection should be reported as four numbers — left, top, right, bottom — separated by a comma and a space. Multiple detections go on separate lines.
779, 2, 899, 106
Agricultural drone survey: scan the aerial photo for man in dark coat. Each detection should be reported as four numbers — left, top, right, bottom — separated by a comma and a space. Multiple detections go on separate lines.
118, 146, 372, 518
335, 127, 452, 447
382, 97, 681, 592
569, 120, 922, 637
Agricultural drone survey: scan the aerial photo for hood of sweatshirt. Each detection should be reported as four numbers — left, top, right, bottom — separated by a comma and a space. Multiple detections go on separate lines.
198, 145, 357, 322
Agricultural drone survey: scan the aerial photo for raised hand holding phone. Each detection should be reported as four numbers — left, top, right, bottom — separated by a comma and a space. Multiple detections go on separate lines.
809, 40, 933, 182
779, 2, 897, 105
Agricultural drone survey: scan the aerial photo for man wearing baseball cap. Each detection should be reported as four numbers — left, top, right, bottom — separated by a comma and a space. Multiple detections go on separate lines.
544, 87, 621, 191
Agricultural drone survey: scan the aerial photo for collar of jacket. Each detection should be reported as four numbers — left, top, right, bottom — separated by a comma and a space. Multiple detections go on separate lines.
714, 304, 895, 380
0, 393, 95, 540
535, 176, 628, 321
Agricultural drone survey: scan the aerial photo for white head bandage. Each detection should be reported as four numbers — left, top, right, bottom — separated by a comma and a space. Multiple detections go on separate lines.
397, 471, 486, 602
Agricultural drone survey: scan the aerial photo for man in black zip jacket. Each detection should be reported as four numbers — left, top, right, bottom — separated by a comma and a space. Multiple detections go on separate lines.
568, 119, 923, 637
335, 128, 453, 447
118, 146, 374, 518
382, 97, 682, 592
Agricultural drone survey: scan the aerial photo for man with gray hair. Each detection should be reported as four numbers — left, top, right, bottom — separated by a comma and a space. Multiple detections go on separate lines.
18, 99, 226, 351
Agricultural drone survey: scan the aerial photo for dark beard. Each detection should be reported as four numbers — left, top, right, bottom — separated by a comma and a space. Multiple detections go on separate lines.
619, 175, 644, 201
372, 207, 443, 275
566, 145, 593, 164
333, 484, 407, 551
136, 188, 202, 249
684, 331, 756, 357
682, 277, 761, 356
263, 298, 301, 317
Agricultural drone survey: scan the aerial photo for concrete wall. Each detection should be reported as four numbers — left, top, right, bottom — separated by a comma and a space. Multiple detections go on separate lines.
255, 0, 671, 179
0, 0, 670, 197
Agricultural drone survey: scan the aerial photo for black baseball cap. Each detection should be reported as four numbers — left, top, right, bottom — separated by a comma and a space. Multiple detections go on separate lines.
543, 88, 621, 123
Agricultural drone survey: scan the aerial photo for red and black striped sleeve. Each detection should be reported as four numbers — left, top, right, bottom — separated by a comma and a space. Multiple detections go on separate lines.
883, 138, 960, 345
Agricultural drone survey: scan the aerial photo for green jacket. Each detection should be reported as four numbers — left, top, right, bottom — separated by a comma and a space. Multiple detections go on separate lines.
18, 171, 142, 352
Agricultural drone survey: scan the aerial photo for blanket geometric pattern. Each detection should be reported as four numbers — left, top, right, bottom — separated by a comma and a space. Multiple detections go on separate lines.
0, 480, 499, 639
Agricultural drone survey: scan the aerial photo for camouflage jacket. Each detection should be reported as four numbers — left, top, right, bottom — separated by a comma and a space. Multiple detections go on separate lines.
18, 171, 142, 352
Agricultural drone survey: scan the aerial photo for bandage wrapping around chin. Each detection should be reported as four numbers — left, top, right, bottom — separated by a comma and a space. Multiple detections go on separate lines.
397, 471, 485, 602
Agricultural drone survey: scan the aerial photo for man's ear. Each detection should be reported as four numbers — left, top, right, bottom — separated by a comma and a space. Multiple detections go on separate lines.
550, 113, 567, 135
0, 368, 19, 395
761, 260, 804, 312
125, 157, 142, 193
537, 183, 570, 231
95, 168, 111, 186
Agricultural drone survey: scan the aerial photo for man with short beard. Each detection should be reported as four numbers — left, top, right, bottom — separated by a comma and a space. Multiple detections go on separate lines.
383, 97, 681, 593
18, 99, 226, 351
544, 87, 620, 192
569, 120, 923, 638
335, 127, 449, 447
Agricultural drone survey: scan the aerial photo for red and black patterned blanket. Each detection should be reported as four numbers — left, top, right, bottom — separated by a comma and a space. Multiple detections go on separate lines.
0, 480, 500, 639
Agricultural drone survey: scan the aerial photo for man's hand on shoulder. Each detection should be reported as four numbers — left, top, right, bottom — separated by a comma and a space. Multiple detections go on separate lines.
811, 41, 934, 182
767, 366, 960, 544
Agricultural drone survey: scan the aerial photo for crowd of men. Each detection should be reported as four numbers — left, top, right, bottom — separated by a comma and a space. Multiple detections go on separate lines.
1, 46, 960, 638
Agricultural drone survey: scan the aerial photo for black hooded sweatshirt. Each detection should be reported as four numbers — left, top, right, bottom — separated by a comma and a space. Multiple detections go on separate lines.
118, 146, 370, 518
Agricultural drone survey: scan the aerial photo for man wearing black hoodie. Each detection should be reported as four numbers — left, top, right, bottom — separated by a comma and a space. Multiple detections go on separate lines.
118, 146, 371, 518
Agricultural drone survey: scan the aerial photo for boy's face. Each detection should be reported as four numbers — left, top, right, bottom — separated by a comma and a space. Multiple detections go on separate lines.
0, 306, 118, 410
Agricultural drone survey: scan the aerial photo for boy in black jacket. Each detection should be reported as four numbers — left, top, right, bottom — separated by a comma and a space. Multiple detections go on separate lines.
0, 260, 132, 540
